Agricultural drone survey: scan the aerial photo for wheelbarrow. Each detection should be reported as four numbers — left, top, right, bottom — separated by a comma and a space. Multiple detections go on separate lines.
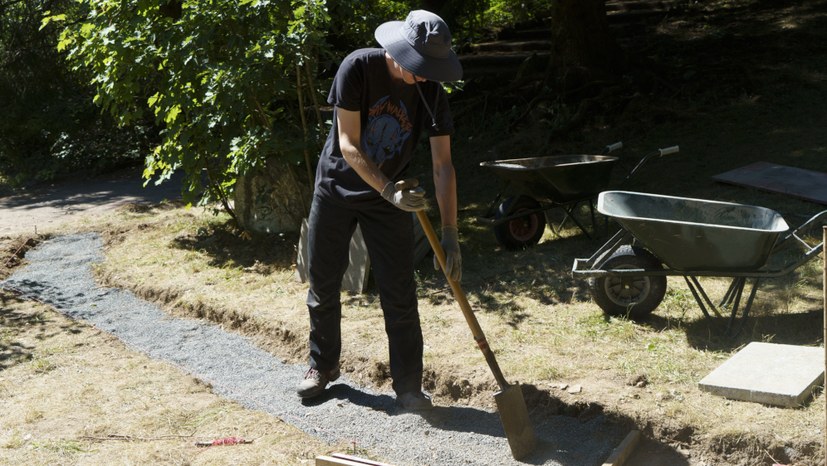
572, 190, 827, 333
478, 143, 680, 250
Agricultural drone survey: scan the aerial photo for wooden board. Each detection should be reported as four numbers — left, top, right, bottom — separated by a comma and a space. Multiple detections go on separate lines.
602, 430, 641, 466
713, 162, 827, 205
316, 453, 395, 466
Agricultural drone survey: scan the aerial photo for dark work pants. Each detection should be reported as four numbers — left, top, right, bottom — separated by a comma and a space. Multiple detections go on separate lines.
305, 193, 423, 395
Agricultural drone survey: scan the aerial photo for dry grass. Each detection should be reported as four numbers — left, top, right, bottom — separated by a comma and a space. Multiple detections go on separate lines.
0, 288, 350, 465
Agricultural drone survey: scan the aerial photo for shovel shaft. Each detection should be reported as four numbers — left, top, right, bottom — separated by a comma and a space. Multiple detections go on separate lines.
416, 210, 510, 390
417, 210, 537, 460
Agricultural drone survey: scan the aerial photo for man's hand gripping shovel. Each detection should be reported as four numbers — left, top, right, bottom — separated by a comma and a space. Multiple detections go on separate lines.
415, 209, 536, 460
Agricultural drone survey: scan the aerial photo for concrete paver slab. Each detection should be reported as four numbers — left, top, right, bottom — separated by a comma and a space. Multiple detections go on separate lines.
713, 161, 827, 206
698, 341, 824, 407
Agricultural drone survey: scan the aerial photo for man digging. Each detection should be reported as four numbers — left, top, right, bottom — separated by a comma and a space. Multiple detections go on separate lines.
297, 10, 463, 410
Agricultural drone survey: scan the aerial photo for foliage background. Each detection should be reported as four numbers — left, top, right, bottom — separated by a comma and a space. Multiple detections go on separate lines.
2, 0, 552, 209
0, 0, 146, 186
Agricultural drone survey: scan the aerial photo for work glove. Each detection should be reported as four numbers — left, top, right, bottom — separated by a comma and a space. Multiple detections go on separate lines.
435, 225, 462, 282
380, 178, 426, 212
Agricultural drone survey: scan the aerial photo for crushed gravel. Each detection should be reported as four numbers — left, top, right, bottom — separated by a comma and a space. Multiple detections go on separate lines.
2, 232, 625, 465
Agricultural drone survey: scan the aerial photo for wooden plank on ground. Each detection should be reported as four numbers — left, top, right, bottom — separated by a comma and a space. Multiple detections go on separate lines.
316, 456, 366, 466
331, 453, 395, 465
602, 430, 641, 466
315, 453, 395, 466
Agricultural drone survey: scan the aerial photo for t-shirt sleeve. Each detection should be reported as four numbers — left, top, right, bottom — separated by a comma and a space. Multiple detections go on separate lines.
327, 52, 364, 112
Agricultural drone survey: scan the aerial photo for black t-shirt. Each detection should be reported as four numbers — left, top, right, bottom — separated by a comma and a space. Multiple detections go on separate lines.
314, 48, 454, 205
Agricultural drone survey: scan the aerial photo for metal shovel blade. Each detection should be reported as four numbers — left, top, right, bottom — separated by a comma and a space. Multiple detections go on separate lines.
494, 383, 536, 460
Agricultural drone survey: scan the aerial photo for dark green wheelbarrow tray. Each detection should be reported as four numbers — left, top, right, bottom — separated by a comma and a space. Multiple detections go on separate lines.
478, 143, 680, 250
572, 191, 827, 334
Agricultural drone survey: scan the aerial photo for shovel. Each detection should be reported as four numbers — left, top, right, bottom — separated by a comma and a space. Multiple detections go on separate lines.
416, 210, 536, 460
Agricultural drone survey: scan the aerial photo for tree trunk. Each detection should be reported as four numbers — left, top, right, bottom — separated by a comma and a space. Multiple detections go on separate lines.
550, 0, 623, 86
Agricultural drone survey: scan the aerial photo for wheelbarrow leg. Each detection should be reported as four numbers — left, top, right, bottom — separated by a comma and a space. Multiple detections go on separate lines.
727, 279, 760, 337
683, 276, 760, 335
547, 204, 562, 238
725, 279, 745, 334
683, 276, 720, 320
561, 200, 593, 239
546, 200, 591, 239
720, 277, 745, 310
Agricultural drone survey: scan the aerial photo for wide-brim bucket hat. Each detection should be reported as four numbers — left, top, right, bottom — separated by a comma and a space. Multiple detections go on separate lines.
375, 10, 463, 82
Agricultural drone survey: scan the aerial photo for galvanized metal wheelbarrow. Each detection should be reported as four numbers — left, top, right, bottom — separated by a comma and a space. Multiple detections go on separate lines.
478, 143, 680, 250
572, 191, 827, 333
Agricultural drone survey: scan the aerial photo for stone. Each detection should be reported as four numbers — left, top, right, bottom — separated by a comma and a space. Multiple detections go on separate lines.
234, 163, 310, 234
698, 342, 824, 408
296, 219, 370, 294
295, 213, 431, 295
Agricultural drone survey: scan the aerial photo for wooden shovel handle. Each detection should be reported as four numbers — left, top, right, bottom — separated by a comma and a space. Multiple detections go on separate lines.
416, 210, 510, 390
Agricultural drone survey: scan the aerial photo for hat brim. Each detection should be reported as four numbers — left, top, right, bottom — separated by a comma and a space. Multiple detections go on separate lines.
375, 20, 463, 82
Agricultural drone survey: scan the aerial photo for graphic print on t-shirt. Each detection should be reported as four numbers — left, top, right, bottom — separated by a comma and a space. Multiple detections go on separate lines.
364, 96, 413, 166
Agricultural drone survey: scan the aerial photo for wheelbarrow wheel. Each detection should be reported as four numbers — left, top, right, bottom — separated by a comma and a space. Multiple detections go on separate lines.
493, 196, 546, 250
589, 245, 666, 320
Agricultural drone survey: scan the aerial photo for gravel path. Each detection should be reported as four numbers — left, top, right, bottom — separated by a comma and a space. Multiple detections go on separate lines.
2, 233, 623, 465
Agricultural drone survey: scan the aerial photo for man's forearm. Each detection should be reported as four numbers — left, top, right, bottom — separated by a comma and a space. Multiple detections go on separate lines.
336, 107, 390, 194
341, 144, 390, 194
433, 163, 457, 227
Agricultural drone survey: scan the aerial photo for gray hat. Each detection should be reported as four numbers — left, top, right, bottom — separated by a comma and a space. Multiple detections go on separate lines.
375, 10, 463, 82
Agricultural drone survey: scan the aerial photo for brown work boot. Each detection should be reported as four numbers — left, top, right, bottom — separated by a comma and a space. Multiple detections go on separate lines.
296, 366, 340, 399
396, 391, 433, 411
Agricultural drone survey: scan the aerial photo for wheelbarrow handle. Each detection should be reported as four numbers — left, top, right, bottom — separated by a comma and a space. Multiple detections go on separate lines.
659, 145, 680, 156
622, 144, 681, 183
604, 141, 623, 154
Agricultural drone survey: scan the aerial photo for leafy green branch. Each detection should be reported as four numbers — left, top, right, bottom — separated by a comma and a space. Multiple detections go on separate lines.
51, 0, 332, 222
